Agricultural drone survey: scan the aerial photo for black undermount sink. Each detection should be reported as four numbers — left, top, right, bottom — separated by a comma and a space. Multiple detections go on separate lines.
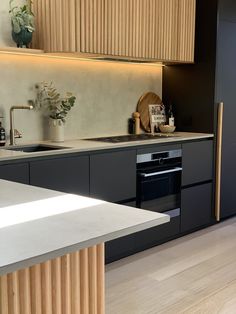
5, 144, 70, 153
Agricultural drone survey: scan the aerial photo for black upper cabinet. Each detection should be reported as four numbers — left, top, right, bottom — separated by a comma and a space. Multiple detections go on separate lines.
182, 140, 213, 186
90, 150, 136, 202
30, 155, 89, 196
163, 0, 218, 133
0, 163, 29, 184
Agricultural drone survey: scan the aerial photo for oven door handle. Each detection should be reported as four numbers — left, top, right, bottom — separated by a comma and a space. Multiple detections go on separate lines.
140, 167, 183, 177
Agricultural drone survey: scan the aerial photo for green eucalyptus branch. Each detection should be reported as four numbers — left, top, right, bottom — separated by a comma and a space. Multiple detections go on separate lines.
9, 0, 35, 33
35, 82, 77, 124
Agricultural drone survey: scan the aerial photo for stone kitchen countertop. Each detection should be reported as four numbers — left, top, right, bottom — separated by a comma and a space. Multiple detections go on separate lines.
0, 132, 214, 162
0, 180, 169, 275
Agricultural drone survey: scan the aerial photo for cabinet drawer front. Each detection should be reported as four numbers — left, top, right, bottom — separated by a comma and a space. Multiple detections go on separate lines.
90, 150, 136, 202
181, 183, 212, 233
182, 140, 213, 186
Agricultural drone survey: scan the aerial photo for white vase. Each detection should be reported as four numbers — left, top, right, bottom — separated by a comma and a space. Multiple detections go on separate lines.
49, 119, 64, 142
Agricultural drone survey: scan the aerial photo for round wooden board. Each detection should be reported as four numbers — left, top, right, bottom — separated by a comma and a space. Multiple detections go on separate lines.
137, 92, 163, 132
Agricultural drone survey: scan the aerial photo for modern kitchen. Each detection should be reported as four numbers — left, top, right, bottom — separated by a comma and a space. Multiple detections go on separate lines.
0, 0, 235, 313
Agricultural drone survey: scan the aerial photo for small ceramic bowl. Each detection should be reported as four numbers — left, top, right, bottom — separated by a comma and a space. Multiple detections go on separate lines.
159, 124, 176, 133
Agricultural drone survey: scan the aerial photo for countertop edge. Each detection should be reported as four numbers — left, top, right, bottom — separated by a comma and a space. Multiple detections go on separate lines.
0, 214, 169, 276
0, 133, 214, 162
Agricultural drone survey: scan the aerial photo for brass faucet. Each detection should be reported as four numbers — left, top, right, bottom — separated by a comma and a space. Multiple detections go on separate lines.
9, 105, 34, 145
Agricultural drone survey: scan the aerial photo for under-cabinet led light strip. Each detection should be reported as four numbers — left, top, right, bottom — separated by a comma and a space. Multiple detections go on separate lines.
0, 49, 165, 67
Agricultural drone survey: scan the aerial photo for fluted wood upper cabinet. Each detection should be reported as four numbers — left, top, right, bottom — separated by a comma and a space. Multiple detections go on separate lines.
32, 0, 196, 63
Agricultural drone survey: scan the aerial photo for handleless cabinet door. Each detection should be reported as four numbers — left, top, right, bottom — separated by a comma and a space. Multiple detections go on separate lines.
90, 150, 136, 202
182, 140, 213, 186
0, 163, 29, 184
30, 155, 89, 196
181, 183, 212, 232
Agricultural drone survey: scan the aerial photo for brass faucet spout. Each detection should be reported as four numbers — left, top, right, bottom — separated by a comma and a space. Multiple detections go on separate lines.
9, 105, 34, 145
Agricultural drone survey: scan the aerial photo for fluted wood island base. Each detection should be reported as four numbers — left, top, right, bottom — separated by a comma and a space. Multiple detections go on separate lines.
0, 244, 105, 314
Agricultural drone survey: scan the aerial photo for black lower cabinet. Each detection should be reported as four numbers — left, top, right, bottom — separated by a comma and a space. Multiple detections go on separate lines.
106, 208, 180, 263
134, 209, 180, 252
181, 183, 212, 233
90, 150, 136, 202
105, 200, 136, 263
105, 234, 136, 264
30, 156, 89, 195
0, 163, 29, 184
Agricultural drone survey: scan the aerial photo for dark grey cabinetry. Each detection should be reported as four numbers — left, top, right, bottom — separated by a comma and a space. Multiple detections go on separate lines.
91, 150, 137, 263
182, 140, 213, 186
90, 150, 136, 202
30, 155, 89, 195
134, 209, 180, 252
216, 8, 236, 219
181, 183, 212, 233
163, 0, 236, 220
105, 200, 136, 263
181, 139, 213, 232
105, 234, 136, 264
0, 163, 29, 184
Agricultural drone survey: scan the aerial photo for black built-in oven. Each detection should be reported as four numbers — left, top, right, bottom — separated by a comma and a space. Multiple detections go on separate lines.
106, 148, 182, 263
137, 149, 182, 220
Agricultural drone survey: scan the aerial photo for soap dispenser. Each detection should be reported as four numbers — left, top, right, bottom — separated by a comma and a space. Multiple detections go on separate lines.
0, 119, 6, 146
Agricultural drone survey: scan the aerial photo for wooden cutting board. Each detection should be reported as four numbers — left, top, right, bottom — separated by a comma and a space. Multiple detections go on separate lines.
137, 92, 163, 132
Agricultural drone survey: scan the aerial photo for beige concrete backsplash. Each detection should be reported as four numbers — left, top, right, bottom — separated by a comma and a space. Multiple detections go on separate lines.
0, 54, 162, 142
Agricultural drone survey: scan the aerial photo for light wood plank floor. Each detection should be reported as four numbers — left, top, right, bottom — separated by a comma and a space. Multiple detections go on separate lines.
106, 217, 236, 314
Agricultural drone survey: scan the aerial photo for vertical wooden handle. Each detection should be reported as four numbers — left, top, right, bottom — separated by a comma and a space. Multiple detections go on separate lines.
215, 102, 224, 222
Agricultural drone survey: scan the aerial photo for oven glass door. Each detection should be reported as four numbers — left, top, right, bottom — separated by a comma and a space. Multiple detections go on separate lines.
137, 166, 181, 213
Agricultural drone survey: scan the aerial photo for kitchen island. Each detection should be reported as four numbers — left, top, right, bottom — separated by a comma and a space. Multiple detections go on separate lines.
0, 180, 169, 314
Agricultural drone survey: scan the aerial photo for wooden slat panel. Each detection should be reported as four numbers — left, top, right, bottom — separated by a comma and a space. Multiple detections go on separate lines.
56, 0, 63, 51
30, 265, 42, 314
41, 261, 52, 314
19, 269, 31, 314
0, 245, 105, 314
61, 255, 72, 314
8, 272, 20, 314
32, 0, 195, 62
30, 0, 39, 49
75, 0, 81, 52
97, 244, 105, 314
70, 252, 80, 314
49, 0, 56, 51
135, 0, 141, 58
88, 246, 97, 314
177, 0, 196, 62
128, 0, 134, 56
69, 0, 76, 52
189, 0, 196, 61
52, 258, 62, 314
116, 0, 120, 55
0, 275, 9, 314
80, 248, 89, 314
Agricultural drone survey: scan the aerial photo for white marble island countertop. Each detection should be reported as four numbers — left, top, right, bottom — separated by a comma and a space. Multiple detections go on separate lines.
0, 180, 169, 276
